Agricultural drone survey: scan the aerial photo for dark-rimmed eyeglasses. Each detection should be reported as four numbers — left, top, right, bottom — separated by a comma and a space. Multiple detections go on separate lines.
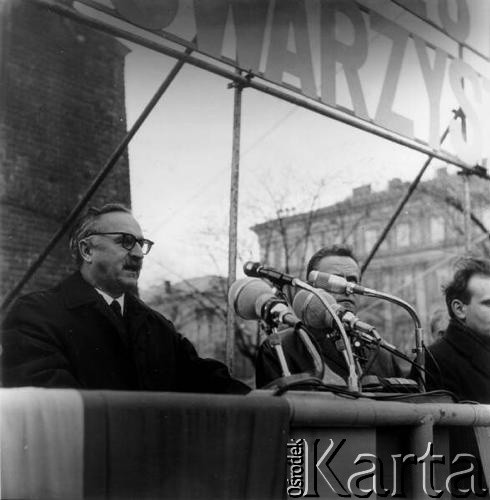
86, 232, 154, 255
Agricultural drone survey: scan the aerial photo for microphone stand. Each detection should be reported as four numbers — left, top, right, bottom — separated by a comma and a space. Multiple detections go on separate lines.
262, 322, 291, 378
351, 285, 425, 390
242, 263, 360, 391
263, 307, 325, 381
293, 280, 360, 393
295, 325, 325, 379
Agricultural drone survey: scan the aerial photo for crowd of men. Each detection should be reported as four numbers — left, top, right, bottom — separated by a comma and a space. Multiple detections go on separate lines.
2, 202, 490, 405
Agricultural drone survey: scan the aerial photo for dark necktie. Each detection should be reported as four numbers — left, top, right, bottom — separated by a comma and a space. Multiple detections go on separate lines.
110, 299, 131, 349
110, 299, 123, 319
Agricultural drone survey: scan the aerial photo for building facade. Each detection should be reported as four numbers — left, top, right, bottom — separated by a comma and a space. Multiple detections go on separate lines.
144, 276, 256, 383
0, 0, 131, 301
251, 168, 490, 352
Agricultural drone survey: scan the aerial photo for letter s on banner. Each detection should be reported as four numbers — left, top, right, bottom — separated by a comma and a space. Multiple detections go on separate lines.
448, 59, 483, 166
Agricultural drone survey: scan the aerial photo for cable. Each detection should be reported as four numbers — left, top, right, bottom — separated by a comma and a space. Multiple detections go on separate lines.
272, 376, 363, 398
372, 389, 458, 402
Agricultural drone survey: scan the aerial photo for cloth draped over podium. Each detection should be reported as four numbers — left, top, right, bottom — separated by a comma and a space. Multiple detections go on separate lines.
1, 388, 84, 499
1, 388, 290, 499
4, 387, 490, 499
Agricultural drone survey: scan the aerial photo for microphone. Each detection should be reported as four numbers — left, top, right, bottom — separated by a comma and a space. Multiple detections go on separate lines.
228, 278, 299, 327
243, 261, 296, 287
308, 270, 418, 345
292, 289, 380, 339
308, 270, 368, 295
292, 288, 337, 330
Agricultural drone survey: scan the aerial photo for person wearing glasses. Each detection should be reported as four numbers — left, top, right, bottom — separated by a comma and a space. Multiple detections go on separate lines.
2, 203, 250, 394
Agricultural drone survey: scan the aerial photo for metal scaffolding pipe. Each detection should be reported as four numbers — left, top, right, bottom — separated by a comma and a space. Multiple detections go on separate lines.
284, 392, 490, 428
226, 78, 245, 374
360, 114, 456, 276
462, 172, 472, 252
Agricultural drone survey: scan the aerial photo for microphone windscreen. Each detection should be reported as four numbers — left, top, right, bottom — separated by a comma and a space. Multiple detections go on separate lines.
228, 278, 273, 320
308, 271, 346, 294
292, 288, 336, 330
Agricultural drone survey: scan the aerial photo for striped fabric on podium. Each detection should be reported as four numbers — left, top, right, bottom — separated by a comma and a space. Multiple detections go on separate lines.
0, 389, 289, 499
1, 388, 84, 499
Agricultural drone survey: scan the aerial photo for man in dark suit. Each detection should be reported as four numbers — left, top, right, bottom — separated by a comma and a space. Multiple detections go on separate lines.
425, 256, 490, 402
255, 245, 402, 388
2, 203, 249, 394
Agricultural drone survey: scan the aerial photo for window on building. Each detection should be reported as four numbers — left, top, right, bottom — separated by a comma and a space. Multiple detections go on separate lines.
318, 232, 326, 247
329, 225, 341, 245
380, 232, 391, 251
260, 244, 269, 263
273, 243, 283, 269
395, 223, 410, 247
344, 232, 355, 248
393, 268, 415, 304
410, 220, 422, 246
430, 217, 445, 243
364, 228, 378, 253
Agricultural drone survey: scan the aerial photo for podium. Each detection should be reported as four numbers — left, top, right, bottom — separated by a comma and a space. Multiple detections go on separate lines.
2, 388, 490, 499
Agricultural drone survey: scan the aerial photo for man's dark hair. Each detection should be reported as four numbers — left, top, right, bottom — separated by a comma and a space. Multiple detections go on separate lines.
444, 257, 490, 318
69, 203, 132, 265
306, 244, 359, 278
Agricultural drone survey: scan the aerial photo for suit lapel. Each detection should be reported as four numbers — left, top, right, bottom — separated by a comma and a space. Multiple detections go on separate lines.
124, 294, 152, 339
61, 272, 129, 348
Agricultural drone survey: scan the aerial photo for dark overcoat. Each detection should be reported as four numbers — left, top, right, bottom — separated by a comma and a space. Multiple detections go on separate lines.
2, 272, 249, 394
425, 318, 490, 403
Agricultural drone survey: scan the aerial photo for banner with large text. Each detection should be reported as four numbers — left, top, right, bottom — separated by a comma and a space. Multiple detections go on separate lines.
78, 0, 490, 167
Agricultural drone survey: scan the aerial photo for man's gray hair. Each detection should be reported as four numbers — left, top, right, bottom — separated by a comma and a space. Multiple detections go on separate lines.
69, 203, 132, 265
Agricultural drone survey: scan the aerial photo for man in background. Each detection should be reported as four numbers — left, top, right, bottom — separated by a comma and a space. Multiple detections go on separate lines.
423, 257, 490, 497
255, 245, 403, 387
425, 257, 490, 402
2, 203, 249, 394
429, 308, 449, 339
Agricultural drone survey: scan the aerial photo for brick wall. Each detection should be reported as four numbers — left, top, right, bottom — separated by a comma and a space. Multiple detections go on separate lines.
0, 0, 131, 300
